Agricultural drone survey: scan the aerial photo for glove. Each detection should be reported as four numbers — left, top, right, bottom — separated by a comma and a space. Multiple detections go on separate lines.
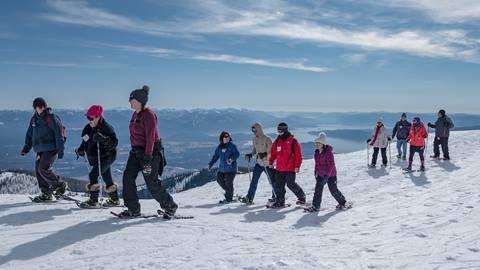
387, 137, 392, 142
366, 139, 372, 143
208, 164, 213, 171
20, 151, 27, 156
58, 152, 64, 159
227, 159, 234, 165
258, 152, 268, 159
142, 155, 153, 175
244, 154, 253, 161
75, 148, 85, 157
427, 123, 433, 128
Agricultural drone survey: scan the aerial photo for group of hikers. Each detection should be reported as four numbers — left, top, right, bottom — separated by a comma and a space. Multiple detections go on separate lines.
20, 85, 455, 217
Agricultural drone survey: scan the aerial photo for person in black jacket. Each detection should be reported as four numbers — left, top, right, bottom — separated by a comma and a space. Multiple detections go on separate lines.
75, 105, 120, 207
392, 113, 412, 160
428, 109, 454, 160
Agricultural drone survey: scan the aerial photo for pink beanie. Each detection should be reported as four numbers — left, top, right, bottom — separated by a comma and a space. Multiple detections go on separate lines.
86, 105, 104, 118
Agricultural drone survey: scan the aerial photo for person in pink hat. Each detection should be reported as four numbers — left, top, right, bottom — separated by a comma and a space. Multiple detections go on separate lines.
75, 105, 120, 208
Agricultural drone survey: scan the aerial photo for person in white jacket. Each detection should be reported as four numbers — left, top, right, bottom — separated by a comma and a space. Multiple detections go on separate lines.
367, 118, 392, 168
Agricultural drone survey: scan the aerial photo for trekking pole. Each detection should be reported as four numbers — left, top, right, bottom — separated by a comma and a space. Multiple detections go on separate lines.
97, 141, 104, 203
366, 143, 370, 167
263, 164, 277, 199
247, 159, 252, 183
388, 141, 392, 169
425, 126, 430, 157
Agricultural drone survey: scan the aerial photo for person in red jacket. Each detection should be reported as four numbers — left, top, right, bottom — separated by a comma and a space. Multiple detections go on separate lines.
405, 117, 428, 172
268, 122, 306, 208
117, 85, 178, 219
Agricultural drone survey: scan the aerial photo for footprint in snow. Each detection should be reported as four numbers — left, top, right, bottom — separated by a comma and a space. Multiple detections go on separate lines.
465, 206, 474, 209
415, 233, 428, 238
468, 248, 479, 253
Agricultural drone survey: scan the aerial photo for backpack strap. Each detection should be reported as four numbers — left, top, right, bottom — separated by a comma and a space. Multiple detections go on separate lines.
285, 138, 297, 167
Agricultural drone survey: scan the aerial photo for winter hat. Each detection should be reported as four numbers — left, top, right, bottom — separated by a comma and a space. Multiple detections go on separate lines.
129, 85, 150, 106
438, 109, 446, 117
314, 132, 327, 145
377, 118, 384, 124
413, 116, 421, 122
33, 97, 47, 109
401, 113, 407, 118
86, 105, 104, 118
277, 122, 289, 132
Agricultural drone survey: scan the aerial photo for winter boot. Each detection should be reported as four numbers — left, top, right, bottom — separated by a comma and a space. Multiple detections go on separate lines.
402, 156, 407, 160
32, 192, 53, 202
304, 206, 320, 213
78, 198, 100, 208
239, 196, 254, 205
296, 197, 306, 206
368, 164, 376, 168
268, 201, 286, 209
116, 209, 141, 219
54, 182, 68, 196
396, 154, 402, 159
268, 197, 276, 203
162, 203, 178, 220
104, 184, 120, 206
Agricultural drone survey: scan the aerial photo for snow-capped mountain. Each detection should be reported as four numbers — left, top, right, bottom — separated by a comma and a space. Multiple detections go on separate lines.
0, 131, 479, 269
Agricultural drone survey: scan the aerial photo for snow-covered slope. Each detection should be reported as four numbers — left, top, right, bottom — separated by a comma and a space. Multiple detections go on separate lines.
1, 131, 479, 270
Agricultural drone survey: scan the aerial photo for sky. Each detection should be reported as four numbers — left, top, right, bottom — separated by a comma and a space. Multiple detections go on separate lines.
0, 0, 479, 113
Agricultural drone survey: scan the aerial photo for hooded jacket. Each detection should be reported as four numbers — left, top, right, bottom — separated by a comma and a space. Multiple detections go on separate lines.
369, 124, 390, 148
269, 132, 302, 172
22, 108, 65, 156
209, 133, 240, 173
77, 118, 118, 164
314, 145, 337, 178
392, 120, 412, 140
431, 116, 454, 138
250, 122, 273, 167
407, 122, 428, 147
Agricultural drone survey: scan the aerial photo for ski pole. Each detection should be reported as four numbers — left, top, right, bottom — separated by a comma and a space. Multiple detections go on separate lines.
263, 164, 277, 198
366, 143, 370, 167
247, 158, 252, 183
97, 141, 104, 203
388, 141, 392, 169
425, 126, 430, 157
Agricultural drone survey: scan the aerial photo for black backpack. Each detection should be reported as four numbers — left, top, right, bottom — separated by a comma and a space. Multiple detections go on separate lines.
274, 137, 298, 166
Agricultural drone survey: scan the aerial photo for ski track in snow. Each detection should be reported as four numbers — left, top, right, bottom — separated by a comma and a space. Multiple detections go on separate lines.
1, 131, 480, 270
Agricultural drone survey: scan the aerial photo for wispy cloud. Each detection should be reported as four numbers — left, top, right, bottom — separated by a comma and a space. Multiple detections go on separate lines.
1, 61, 80, 68
373, 0, 480, 23
43, 0, 480, 63
103, 43, 331, 73
342, 53, 368, 64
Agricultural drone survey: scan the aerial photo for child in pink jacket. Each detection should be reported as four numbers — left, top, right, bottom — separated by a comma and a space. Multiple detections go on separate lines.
305, 132, 348, 212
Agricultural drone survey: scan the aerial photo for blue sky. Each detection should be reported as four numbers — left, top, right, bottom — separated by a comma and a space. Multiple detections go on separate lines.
0, 0, 479, 112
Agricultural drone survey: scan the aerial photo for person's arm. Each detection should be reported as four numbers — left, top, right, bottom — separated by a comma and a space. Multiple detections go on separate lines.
143, 112, 157, 157
103, 123, 119, 150
392, 122, 398, 138
21, 122, 33, 154
326, 149, 336, 176
51, 115, 65, 157
294, 140, 303, 171
209, 146, 220, 167
446, 117, 454, 129
265, 137, 273, 161
230, 144, 240, 161
269, 140, 277, 166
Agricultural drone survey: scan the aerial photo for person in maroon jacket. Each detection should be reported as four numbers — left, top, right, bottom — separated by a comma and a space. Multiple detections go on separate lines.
268, 122, 306, 208
304, 132, 348, 213
117, 85, 178, 219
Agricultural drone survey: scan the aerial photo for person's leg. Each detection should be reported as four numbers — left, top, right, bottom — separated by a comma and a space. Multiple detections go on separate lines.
312, 176, 326, 208
372, 147, 379, 166
100, 160, 119, 201
88, 162, 101, 202
217, 172, 227, 192
408, 146, 416, 169
419, 147, 425, 168
441, 137, 450, 159
35, 153, 50, 193
246, 164, 263, 200
122, 152, 141, 213
274, 172, 287, 204
433, 137, 441, 157
266, 167, 276, 199
402, 140, 408, 159
381, 148, 388, 166
37, 150, 63, 189
285, 172, 306, 199
142, 153, 177, 212
223, 172, 236, 201
396, 140, 403, 157
327, 176, 347, 206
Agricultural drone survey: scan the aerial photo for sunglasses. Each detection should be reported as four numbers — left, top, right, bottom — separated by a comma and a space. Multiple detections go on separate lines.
87, 116, 95, 121
251, 127, 257, 133
223, 135, 230, 138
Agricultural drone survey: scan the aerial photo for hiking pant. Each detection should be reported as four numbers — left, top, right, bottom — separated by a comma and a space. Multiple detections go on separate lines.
433, 137, 450, 159
372, 147, 388, 166
35, 151, 63, 193
409, 146, 425, 167
312, 176, 346, 208
274, 171, 305, 204
396, 139, 408, 158
246, 164, 276, 201
217, 172, 236, 201
88, 158, 117, 202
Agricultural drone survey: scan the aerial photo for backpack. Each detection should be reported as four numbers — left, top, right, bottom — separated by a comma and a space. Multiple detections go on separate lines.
31, 113, 67, 142
274, 137, 298, 167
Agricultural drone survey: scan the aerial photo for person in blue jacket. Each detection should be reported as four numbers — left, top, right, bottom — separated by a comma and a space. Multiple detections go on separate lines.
21, 97, 67, 202
208, 131, 240, 204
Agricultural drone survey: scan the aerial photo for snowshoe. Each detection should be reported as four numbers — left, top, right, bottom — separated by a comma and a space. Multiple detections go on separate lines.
430, 155, 440, 160
403, 167, 413, 173
157, 208, 193, 220
368, 164, 376, 168
266, 201, 291, 209
267, 197, 276, 203
219, 199, 236, 204
112, 210, 142, 219
402, 156, 407, 160
30, 192, 54, 203
77, 199, 103, 209
396, 154, 402, 159
419, 166, 426, 172
239, 196, 254, 205
102, 198, 122, 208
381, 164, 388, 168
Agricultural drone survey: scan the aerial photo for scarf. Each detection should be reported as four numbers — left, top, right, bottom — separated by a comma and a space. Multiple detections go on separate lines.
370, 123, 383, 146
